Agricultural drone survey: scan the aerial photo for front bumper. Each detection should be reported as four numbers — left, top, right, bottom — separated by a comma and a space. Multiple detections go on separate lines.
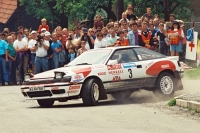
21, 83, 82, 100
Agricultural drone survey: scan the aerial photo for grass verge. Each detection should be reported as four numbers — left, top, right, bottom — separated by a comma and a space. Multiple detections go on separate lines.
184, 67, 200, 79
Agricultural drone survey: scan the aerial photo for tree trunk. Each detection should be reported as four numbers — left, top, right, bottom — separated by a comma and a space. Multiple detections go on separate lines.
98, 4, 117, 23
117, 0, 124, 20
164, 0, 170, 21
60, 13, 68, 28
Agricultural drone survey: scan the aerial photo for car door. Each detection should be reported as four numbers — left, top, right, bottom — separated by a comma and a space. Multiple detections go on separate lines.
105, 48, 144, 92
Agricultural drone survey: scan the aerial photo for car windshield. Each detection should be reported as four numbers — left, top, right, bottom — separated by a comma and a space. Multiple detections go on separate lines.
67, 49, 112, 66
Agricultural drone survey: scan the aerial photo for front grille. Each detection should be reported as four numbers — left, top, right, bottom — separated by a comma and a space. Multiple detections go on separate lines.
52, 89, 65, 94
27, 90, 52, 98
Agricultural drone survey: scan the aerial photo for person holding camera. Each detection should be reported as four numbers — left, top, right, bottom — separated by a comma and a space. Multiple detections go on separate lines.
28, 30, 37, 74
77, 28, 94, 50
34, 33, 50, 74
66, 31, 79, 50
51, 33, 64, 68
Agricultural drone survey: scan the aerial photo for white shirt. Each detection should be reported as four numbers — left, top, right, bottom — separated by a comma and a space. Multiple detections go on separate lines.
85, 41, 90, 50
22, 37, 28, 44
66, 39, 79, 47
13, 39, 27, 49
36, 40, 50, 57
28, 39, 37, 53
94, 39, 108, 49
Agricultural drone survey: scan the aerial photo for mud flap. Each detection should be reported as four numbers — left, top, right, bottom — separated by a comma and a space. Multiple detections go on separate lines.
174, 71, 184, 91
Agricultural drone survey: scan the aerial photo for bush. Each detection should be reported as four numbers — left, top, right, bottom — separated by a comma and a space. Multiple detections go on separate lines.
168, 99, 176, 106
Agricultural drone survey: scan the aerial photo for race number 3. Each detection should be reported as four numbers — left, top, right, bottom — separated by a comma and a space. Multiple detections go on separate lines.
128, 69, 132, 78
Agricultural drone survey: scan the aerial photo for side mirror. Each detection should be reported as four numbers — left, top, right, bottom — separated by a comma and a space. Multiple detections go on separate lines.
107, 60, 118, 65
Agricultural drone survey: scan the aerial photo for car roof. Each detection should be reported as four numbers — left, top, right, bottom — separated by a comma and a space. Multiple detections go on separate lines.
90, 46, 141, 51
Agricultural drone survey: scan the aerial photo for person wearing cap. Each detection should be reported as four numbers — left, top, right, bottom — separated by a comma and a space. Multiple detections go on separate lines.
34, 32, 50, 74
38, 18, 49, 33
77, 28, 94, 50
168, 21, 184, 56
28, 30, 38, 74
14, 31, 28, 83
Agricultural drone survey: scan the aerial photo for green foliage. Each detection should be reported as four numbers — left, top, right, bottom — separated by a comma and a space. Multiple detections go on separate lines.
168, 99, 176, 106
185, 67, 200, 79
20, 0, 193, 28
124, 0, 193, 21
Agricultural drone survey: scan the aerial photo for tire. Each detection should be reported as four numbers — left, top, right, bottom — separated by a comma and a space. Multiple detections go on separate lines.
153, 72, 175, 97
81, 79, 100, 106
37, 100, 54, 108
111, 91, 133, 101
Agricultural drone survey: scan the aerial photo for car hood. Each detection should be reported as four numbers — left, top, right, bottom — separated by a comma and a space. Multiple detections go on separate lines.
31, 64, 105, 80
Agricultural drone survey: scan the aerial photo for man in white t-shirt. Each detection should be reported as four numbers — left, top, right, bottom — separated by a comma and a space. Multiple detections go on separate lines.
94, 32, 108, 49
14, 31, 28, 83
22, 28, 30, 43
34, 32, 50, 74
28, 30, 37, 74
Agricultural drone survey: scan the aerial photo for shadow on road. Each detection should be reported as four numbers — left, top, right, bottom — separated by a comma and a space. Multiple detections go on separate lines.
28, 92, 172, 109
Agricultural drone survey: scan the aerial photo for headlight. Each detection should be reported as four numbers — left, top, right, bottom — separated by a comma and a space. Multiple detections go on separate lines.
54, 72, 65, 79
24, 74, 30, 81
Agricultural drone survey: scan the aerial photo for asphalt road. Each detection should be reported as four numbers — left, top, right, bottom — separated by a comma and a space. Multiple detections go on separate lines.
0, 79, 199, 133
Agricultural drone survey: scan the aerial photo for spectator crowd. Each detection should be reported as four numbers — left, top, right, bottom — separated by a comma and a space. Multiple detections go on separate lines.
0, 4, 186, 85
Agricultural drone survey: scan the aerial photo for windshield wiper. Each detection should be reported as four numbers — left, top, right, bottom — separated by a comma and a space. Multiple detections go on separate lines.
75, 63, 91, 66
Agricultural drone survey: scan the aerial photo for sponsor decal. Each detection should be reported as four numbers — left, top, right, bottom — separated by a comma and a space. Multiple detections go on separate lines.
122, 62, 136, 68
107, 64, 123, 75
112, 76, 121, 81
98, 72, 106, 76
107, 64, 122, 70
146, 60, 176, 76
51, 86, 59, 90
161, 64, 169, 68
69, 85, 81, 90
108, 70, 123, 75
71, 73, 84, 82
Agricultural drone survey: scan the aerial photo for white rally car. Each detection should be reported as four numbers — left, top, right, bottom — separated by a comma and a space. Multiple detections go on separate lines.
21, 46, 184, 107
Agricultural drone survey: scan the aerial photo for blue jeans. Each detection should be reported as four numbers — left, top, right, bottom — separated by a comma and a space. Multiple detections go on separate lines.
48, 58, 54, 70
0, 56, 8, 82
53, 54, 59, 68
8, 59, 16, 83
34, 56, 49, 74
31, 53, 36, 65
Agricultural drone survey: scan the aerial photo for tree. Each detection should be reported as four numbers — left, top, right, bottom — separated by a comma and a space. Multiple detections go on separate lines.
54, 0, 118, 27
124, 0, 193, 21
19, 0, 68, 30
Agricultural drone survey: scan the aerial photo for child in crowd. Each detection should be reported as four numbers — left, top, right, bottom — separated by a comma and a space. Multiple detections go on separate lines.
119, 12, 129, 23
78, 41, 87, 56
155, 23, 168, 55
164, 32, 170, 56
115, 31, 129, 46
93, 15, 104, 29
38, 18, 49, 33
68, 46, 77, 62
